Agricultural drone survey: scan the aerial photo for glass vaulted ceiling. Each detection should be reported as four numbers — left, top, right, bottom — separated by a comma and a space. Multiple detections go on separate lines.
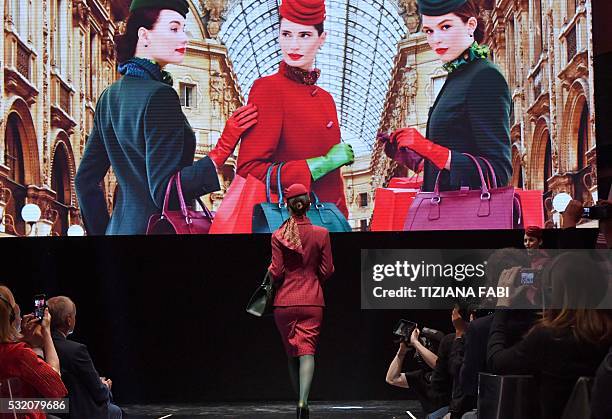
219, 0, 405, 156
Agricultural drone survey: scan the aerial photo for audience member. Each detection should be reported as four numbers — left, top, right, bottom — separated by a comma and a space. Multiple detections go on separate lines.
458, 248, 534, 416
0, 285, 67, 419
487, 253, 612, 419
47, 296, 122, 419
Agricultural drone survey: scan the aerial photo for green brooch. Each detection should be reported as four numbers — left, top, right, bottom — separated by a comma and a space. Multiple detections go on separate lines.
442, 42, 490, 73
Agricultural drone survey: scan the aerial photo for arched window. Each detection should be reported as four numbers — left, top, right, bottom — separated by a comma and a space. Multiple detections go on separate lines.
3, 114, 27, 235
50, 144, 72, 235
577, 103, 589, 169
543, 132, 552, 193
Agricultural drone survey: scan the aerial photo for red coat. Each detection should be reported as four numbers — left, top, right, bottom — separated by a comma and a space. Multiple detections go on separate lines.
237, 62, 348, 217
269, 216, 334, 306
0, 342, 68, 419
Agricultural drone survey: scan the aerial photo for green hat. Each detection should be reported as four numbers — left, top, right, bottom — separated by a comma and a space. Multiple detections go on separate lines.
129, 0, 189, 18
417, 0, 467, 16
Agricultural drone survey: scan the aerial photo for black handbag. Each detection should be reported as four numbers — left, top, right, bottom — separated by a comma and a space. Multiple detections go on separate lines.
246, 270, 275, 317
252, 163, 352, 233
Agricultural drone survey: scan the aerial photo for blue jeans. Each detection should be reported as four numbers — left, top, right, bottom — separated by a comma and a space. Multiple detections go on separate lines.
426, 405, 449, 419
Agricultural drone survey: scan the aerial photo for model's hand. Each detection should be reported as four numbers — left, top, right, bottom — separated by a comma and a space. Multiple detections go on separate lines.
379, 131, 424, 172
306, 143, 354, 181
390, 127, 449, 170
223, 104, 258, 141
209, 104, 258, 167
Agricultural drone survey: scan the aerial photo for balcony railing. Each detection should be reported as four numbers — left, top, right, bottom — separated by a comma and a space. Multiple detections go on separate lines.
16, 42, 31, 80
566, 25, 577, 63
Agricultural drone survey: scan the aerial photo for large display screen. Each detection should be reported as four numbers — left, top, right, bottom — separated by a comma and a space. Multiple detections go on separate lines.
0, 0, 601, 236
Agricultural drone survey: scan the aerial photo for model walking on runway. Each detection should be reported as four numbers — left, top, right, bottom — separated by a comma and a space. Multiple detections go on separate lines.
268, 183, 334, 419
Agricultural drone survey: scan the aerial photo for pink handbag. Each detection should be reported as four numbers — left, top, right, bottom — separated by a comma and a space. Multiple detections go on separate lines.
404, 153, 522, 231
146, 173, 214, 235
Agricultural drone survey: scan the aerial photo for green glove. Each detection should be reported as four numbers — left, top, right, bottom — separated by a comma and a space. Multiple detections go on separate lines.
306, 143, 354, 181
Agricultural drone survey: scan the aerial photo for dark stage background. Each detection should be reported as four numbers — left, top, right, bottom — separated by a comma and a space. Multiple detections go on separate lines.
0, 229, 598, 405
2, 0, 611, 407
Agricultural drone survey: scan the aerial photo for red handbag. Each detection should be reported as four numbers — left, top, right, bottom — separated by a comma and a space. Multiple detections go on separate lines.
146, 173, 214, 235
208, 173, 269, 234
404, 153, 522, 231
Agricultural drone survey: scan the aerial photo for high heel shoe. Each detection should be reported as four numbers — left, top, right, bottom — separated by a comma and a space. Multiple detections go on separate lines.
296, 406, 309, 418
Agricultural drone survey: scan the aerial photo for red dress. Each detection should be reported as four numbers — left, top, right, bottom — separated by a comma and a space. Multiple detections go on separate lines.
269, 216, 334, 357
0, 342, 68, 419
237, 62, 348, 218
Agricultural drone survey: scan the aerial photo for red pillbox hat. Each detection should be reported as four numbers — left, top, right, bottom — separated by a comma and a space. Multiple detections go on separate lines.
280, 0, 326, 26
285, 183, 310, 199
525, 225, 543, 239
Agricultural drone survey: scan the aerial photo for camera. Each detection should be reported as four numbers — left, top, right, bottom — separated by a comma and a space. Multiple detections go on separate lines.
393, 319, 417, 341
582, 204, 611, 220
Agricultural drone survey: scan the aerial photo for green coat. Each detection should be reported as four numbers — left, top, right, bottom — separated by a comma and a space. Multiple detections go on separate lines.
424, 58, 512, 192
75, 75, 219, 235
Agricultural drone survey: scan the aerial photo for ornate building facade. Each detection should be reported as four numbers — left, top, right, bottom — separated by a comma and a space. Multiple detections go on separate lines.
0, 0, 242, 236
372, 0, 596, 227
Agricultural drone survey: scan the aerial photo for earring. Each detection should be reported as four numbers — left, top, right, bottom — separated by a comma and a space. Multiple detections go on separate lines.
469, 33, 473, 38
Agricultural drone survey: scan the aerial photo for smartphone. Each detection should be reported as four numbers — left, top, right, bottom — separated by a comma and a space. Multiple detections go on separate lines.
519, 269, 537, 286
34, 294, 46, 321
582, 205, 610, 220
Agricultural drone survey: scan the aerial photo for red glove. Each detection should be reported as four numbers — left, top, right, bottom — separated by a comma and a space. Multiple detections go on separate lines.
208, 104, 258, 168
390, 127, 450, 170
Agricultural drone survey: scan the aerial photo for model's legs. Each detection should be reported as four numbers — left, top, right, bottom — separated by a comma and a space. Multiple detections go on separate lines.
287, 356, 300, 396
298, 355, 315, 408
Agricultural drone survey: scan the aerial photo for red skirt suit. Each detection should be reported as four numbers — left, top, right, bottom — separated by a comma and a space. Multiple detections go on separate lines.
237, 62, 348, 218
269, 216, 335, 357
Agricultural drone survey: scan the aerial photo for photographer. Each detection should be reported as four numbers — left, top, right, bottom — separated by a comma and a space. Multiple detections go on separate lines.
386, 327, 450, 416
487, 253, 612, 419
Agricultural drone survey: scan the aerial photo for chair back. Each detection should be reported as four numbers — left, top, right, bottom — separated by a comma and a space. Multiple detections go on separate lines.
478, 373, 539, 419
560, 376, 593, 419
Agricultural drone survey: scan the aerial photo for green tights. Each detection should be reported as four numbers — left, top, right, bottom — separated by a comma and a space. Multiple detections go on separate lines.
287, 355, 315, 408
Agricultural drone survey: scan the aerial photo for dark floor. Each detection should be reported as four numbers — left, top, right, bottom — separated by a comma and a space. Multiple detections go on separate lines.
122, 400, 425, 419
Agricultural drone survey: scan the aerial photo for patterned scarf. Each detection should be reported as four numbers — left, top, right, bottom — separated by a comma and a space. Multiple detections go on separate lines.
281, 61, 321, 86
443, 42, 490, 74
117, 57, 174, 86
274, 216, 304, 255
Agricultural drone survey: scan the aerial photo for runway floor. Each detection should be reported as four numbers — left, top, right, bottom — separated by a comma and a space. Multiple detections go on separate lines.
122, 400, 425, 419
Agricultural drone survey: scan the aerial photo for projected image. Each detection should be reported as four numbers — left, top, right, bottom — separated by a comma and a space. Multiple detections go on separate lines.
0, 0, 599, 235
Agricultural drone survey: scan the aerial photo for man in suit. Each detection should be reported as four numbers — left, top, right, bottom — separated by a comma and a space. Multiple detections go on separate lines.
47, 296, 122, 419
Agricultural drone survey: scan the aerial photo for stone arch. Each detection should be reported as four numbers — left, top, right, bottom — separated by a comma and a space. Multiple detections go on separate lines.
50, 130, 77, 206
3, 97, 41, 185
511, 143, 523, 188
561, 78, 591, 172
529, 116, 551, 191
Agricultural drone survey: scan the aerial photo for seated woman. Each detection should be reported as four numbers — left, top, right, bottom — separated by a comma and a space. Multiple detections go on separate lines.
0, 285, 68, 419
487, 253, 612, 419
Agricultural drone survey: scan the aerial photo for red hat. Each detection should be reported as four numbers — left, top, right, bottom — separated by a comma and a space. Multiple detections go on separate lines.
525, 225, 543, 239
285, 183, 309, 199
280, 0, 326, 26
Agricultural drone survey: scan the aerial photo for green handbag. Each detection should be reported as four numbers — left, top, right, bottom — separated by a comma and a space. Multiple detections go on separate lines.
246, 270, 275, 317
251, 163, 352, 233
